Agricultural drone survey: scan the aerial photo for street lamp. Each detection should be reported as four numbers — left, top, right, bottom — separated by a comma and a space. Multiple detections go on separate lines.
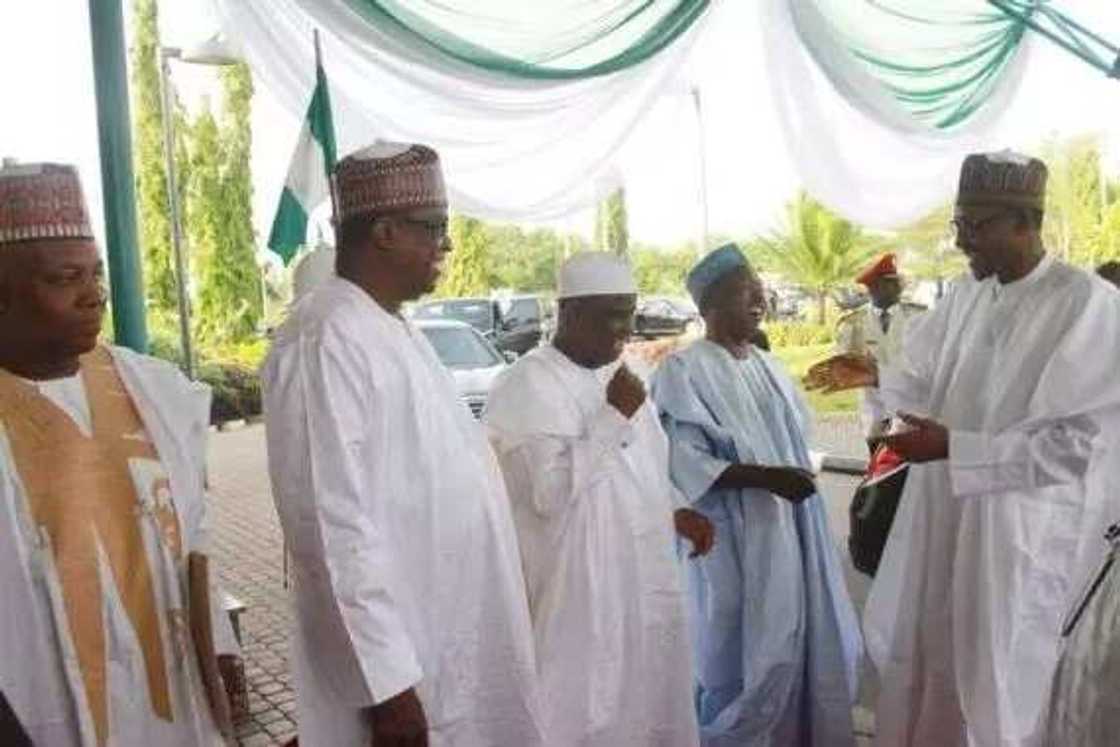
690, 85, 710, 254
156, 33, 240, 379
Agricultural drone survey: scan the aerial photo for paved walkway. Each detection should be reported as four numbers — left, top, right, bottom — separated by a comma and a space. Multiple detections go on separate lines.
207, 417, 874, 746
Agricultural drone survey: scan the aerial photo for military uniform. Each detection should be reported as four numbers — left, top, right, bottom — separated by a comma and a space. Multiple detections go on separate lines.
836, 300, 926, 439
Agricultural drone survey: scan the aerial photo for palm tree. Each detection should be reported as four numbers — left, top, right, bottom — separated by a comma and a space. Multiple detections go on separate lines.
756, 192, 880, 324
894, 203, 966, 300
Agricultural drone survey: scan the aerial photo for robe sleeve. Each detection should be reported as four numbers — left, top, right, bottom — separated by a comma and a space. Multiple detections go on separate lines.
496, 405, 633, 517
273, 329, 422, 705
662, 419, 732, 505
651, 356, 735, 505
948, 415, 1101, 498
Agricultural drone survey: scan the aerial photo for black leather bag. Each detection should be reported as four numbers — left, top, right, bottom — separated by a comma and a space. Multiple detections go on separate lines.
849, 463, 909, 576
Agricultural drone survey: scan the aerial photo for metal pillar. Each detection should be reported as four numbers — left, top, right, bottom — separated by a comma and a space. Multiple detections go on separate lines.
157, 48, 196, 380
691, 86, 710, 254
88, 0, 148, 352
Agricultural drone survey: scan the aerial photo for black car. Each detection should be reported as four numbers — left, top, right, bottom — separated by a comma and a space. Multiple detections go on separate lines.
496, 295, 553, 356
634, 297, 701, 339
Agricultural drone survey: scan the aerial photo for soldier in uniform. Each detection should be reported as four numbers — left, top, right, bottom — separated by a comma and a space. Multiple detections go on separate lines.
834, 253, 925, 446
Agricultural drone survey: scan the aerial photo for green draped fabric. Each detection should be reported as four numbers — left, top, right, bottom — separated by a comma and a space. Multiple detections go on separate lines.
343, 0, 710, 79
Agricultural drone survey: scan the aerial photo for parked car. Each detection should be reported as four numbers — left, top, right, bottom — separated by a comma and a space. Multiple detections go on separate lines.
412, 297, 500, 336
415, 319, 510, 419
496, 294, 553, 355
633, 296, 701, 339
413, 294, 551, 357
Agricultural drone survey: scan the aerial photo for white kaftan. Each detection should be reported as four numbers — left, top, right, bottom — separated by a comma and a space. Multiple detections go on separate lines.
484, 345, 698, 747
865, 256, 1120, 746
0, 346, 234, 747
261, 277, 544, 747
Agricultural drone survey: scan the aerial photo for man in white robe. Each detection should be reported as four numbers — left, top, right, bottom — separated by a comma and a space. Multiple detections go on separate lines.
807, 150, 1120, 746
262, 143, 544, 747
652, 244, 862, 747
0, 162, 238, 746
484, 252, 711, 747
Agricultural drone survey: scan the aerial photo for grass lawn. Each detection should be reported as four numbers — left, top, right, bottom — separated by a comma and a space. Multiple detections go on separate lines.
772, 343, 859, 415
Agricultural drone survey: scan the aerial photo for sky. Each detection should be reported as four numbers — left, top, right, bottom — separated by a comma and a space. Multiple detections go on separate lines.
2, 0, 1119, 255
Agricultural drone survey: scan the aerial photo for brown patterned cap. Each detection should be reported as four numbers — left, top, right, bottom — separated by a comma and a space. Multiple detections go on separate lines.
0, 161, 94, 245
333, 142, 447, 221
957, 150, 1047, 211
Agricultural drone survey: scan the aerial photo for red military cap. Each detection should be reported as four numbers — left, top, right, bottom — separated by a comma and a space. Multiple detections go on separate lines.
856, 253, 898, 287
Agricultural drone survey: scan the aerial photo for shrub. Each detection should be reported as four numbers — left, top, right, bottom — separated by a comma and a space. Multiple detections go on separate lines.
197, 361, 262, 425
764, 321, 835, 348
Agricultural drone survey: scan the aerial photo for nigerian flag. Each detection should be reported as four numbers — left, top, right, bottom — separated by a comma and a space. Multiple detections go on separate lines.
267, 59, 337, 265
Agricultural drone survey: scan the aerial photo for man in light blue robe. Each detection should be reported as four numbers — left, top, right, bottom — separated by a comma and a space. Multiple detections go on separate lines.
651, 244, 862, 746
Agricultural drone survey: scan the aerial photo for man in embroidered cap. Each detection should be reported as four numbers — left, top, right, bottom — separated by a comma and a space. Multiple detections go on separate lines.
0, 161, 241, 746
807, 151, 1120, 746
834, 253, 926, 446
484, 251, 711, 747
649, 243, 862, 747
261, 142, 544, 747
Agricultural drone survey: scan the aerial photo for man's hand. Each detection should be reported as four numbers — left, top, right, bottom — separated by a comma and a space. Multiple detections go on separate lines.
874, 412, 948, 463
674, 509, 715, 557
369, 688, 428, 747
606, 364, 646, 419
761, 466, 817, 504
804, 353, 878, 393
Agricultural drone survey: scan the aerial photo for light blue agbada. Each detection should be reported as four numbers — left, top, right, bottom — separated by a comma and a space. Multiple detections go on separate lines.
651, 339, 862, 747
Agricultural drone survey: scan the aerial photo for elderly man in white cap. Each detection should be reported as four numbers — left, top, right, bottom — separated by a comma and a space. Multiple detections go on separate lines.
808, 151, 1120, 746
484, 251, 711, 747
261, 143, 544, 747
0, 161, 240, 746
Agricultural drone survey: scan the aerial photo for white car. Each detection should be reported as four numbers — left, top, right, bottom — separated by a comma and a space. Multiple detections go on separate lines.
415, 319, 511, 419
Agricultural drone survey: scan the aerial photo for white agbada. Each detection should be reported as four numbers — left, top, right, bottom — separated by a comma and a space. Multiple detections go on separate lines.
261, 277, 544, 747
865, 256, 1120, 746
484, 344, 699, 747
0, 346, 235, 747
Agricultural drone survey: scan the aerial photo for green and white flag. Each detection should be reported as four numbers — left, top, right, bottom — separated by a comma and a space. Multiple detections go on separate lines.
267, 57, 337, 265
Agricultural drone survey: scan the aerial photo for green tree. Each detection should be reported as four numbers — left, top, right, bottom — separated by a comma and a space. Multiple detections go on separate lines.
1040, 135, 1106, 266
630, 242, 699, 296
894, 203, 966, 297
130, 0, 188, 329
756, 192, 879, 324
436, 214, 491, 297
594, 187, 629, 257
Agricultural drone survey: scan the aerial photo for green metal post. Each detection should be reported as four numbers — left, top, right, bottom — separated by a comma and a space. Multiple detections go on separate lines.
88, 0, 149, 352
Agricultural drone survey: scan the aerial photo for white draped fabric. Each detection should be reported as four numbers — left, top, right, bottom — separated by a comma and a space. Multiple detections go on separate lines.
759, 0, 1033, 229
209, 0, 712, 223
207, 0, 1047, 231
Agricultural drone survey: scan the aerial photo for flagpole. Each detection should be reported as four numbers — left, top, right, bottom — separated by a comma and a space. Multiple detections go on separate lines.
314, 29, 341, 232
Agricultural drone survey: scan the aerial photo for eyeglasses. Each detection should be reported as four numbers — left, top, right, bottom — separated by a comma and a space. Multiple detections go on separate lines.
949, 210, 1015, 239
399, 216, 449, 244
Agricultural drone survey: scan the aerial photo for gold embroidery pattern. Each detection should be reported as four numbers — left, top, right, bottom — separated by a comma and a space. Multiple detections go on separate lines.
0, 347, 181, 746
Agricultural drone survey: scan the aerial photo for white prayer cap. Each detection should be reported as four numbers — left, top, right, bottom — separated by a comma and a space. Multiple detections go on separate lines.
292, 243, 337, 301
556, 252, 637, 299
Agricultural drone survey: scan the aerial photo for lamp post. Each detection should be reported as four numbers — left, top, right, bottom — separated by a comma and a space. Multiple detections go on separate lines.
690, 85, 710, 254
156, 34, 240, 379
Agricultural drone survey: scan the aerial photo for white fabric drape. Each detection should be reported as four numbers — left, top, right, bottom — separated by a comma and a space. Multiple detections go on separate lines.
760, 0, 1034, 229
209, 0, 714, 224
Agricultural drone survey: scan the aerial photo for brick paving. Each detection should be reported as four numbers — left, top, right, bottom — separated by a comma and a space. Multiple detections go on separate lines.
207, 424, 297, 746
206, 417, 873, 746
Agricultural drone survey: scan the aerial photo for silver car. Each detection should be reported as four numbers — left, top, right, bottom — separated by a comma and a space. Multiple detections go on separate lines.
415, 319, 511, 419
